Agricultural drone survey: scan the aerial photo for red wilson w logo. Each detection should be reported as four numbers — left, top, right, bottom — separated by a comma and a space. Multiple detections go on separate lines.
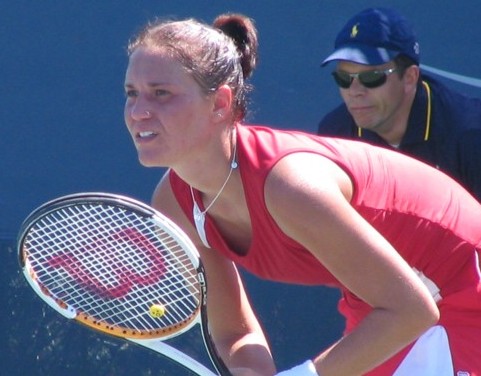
46, 228, 166, 299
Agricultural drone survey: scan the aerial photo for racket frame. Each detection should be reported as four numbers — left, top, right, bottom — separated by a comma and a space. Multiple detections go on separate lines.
17, 192, 231, 376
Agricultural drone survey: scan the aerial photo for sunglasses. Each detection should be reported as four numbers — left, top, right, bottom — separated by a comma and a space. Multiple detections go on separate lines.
332, 68, 397, 89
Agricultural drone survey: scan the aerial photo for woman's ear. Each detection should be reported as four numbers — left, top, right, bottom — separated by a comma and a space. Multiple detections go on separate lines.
212, 84, 233, 121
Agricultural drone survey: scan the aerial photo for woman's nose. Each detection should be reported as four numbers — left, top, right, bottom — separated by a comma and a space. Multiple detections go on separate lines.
129, 103, 153, 120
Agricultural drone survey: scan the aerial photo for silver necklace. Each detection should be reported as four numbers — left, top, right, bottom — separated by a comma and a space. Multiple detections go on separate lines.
191, 127, 238, 220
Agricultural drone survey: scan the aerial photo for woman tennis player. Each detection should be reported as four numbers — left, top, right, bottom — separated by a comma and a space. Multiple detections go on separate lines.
123, 13, 481, 375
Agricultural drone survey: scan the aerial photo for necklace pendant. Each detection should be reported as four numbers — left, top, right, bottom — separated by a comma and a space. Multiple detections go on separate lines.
193, 201, 206, 221
192, 201, 211, 248
194, 211, 205, 222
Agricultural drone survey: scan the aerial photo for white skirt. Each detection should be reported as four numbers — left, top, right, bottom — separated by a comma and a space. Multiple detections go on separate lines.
393, 325, 455, 375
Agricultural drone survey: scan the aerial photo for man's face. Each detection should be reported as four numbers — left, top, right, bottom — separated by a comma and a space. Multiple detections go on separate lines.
335, 61, 412, 138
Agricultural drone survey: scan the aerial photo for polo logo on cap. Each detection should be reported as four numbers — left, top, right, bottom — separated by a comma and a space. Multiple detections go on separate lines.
350, 23, 359, 38
413, 42, 420, 55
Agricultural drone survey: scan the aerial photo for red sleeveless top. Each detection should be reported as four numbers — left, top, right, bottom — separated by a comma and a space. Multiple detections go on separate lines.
170, 125, 480, 286
170, 124, 481, 374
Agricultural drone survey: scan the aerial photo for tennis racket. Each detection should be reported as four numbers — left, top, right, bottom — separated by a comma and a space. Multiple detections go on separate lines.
17, 192, 231, 376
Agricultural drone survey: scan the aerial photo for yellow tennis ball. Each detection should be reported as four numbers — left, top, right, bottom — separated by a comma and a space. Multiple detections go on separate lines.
149, 304, 166, 318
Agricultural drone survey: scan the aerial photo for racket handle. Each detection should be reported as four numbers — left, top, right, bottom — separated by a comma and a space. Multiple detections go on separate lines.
129, 338, 218, 376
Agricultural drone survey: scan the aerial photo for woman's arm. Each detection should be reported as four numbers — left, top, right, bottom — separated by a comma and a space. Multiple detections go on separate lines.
265, 153, 439, 376
152, 173, 276, 375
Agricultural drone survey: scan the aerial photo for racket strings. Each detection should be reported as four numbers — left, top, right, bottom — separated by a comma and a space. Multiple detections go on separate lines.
23, 202, 202, 338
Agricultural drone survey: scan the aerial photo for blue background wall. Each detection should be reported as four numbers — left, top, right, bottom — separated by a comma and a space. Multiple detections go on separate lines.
1, 1, 480, 375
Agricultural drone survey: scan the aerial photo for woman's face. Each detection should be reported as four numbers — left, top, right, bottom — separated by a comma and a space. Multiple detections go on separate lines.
124, 47, 216, 168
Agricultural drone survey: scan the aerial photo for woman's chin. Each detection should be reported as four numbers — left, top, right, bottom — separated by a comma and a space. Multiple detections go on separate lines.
137, 155, 160, 167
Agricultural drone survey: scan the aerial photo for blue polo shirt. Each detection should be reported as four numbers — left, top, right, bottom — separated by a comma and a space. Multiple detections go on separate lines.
318, 74, 481, 202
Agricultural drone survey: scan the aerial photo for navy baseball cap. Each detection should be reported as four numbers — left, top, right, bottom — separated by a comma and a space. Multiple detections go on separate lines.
321, 8, 420, 66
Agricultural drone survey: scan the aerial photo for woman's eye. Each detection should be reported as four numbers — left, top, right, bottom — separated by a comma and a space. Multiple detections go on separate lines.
155, 89, 170, 97
125, 90, 138, 98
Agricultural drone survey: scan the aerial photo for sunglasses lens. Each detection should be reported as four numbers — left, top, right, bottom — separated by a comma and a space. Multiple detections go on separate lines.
358, 71, 387, 88
332, 71, 352, 89
332, 69, 393, 89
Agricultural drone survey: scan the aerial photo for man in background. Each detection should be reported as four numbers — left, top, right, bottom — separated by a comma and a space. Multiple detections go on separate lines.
318, 7, 481, 202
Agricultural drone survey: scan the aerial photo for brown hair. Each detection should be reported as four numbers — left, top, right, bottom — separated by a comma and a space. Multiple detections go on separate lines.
394, 54, 418, 78
127, 13, 258, 121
